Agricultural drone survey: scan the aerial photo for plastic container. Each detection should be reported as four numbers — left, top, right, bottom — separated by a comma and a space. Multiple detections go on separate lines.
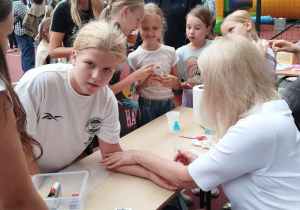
173, 121, 180, 153
166, 111, 180, 133
32, 171, 89, 210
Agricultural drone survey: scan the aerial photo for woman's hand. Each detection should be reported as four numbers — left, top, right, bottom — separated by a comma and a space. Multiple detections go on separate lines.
100, 150, 140, 169
133, 64, 154, 81
160, 74, 178, 87
174, 150, 198, 166
268, 39, 299, 53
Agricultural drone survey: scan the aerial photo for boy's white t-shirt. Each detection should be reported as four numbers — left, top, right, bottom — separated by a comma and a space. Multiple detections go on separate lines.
128, 44, 178, 100
15, 64, 120, 173
188, 100, 300, 209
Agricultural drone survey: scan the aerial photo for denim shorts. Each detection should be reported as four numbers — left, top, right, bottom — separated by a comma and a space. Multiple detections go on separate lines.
139, 97, 175, 125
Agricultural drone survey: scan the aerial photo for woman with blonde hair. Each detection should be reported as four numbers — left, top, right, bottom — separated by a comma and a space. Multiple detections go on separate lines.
101, 34, 300, 209
49, 0, 103, 59
0, 0, 47, 208
221, 10, 276, 73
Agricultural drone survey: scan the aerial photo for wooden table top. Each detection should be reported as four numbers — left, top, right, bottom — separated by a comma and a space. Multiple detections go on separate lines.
75, 106, 207, 210
275, 70, 300, 77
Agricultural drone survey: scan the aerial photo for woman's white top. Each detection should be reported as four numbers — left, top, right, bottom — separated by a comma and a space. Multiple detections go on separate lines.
189, 100, 300, 209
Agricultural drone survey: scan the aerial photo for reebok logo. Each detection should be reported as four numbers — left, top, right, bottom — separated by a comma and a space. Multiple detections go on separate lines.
42, 113, 63, 121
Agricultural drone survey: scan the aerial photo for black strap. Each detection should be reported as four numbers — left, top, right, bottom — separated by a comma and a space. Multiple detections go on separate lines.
14, 16, 23, 28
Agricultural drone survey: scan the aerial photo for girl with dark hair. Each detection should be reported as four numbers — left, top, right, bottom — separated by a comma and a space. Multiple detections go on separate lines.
0, 0, 47, 208
176, 5, 213, 108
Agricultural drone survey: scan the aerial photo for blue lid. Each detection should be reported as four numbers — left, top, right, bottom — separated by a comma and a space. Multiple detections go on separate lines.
173, 121, 180, 131
204, 129, 215, 135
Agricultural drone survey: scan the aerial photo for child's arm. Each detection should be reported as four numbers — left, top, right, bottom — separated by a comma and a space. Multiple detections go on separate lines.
98, 139, 178, 190
109, 64, 154, 95
160, 64, 180, 90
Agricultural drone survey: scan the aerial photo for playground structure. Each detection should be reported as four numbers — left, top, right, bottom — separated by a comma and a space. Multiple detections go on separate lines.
214, 0, 300, 35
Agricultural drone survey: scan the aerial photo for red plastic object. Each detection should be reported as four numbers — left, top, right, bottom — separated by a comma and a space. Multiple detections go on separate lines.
196, 136, 207, 141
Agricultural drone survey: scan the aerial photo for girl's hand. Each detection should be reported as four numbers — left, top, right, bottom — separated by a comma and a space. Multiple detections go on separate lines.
134, 64, 155, 81
143, 74, 162, 87
100, 150, 139, 169
160, 74, 178, 87
181, 81, 194, 89
174, 150, 198, 166
252, 39, 267, 57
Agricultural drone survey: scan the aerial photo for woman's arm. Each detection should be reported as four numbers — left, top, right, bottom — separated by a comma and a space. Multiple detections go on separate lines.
0, 93, 47, 210
49, 31, 73, 58
269, 39, 300, 62
26, 155, 41, 175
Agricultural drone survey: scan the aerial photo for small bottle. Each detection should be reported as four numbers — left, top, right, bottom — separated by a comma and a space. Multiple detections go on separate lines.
173, 121, 180, 153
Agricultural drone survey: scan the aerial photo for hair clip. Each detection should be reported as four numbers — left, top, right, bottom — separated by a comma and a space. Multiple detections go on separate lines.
106, 5, 111, 10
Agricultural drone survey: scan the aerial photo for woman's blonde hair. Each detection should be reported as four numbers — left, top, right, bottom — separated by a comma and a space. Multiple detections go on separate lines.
187, 5, 213, 40
38, 17, 51, 44
222, 10, 258, 40
73, 20, 127, 65
142, 3, 165, 43
100, 0, 144, 20
69, 0, 103, 28
198, 34, 280, 138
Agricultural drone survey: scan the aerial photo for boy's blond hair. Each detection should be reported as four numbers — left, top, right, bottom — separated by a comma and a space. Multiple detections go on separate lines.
73, 20, 127, 65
